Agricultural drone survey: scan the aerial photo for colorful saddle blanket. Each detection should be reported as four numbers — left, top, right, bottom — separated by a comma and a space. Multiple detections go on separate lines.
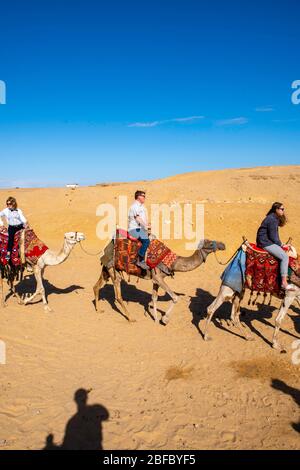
114, 229, 177, 275
289, 257, 300, 288
0, 227, 48, 266
245, 243, 292, 294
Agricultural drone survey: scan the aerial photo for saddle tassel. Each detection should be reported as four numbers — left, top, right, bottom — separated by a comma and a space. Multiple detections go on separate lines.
252, 291, 260, 306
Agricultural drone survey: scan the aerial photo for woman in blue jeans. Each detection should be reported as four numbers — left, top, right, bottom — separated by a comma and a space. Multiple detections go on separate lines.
256, 202, 294, 291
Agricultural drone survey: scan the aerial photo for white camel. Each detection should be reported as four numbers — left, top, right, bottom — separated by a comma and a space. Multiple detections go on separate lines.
1, 231, 85, 312
203, 247, 300, 352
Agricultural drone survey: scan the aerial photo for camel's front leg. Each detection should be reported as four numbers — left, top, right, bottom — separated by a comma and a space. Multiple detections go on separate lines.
203, 289, 229, 341
272, 293, 295, 352
152, 275, 178, 325
23, 266, 52, 312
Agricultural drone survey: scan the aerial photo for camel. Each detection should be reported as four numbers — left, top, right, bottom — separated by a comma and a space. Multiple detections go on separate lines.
1, 231, 85, 312
93, 238, 226, 323
203, 243, 300, 352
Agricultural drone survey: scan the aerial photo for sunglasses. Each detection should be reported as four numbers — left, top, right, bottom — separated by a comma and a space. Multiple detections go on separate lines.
279, 207, 285, 211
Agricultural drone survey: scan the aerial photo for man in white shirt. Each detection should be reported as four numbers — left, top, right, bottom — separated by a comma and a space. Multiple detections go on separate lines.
128, 190, 150, 270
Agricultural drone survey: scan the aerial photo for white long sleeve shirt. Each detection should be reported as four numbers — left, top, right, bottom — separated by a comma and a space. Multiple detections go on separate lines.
128, 201, 148, 231
0, 208, 27, 226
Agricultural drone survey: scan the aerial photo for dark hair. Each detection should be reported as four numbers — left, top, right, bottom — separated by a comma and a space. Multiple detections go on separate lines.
267, 202, 286, 227
6, 197, 17, 210
134, 190, 146, 200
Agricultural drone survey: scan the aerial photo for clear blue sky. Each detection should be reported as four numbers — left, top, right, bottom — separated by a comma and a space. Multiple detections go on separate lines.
0, 0, 299, 187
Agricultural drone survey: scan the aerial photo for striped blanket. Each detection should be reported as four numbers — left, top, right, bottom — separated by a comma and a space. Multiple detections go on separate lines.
114, 229, 177, 275
0, 227, 48, 267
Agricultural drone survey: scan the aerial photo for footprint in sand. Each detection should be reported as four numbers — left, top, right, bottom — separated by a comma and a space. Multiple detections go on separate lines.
221, 431, 237, 443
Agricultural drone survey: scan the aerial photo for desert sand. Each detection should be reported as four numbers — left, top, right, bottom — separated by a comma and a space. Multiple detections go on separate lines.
0, 165, 299, 450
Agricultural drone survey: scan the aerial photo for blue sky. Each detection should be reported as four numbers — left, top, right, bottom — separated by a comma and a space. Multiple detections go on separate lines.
0, 0, 299, 187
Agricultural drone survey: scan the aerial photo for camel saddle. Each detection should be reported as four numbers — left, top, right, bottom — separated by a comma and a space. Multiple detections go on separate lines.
114, 228, 177, 275
244, 243, 298, 294
289, 257, 300, 288
0, 227, 48, 267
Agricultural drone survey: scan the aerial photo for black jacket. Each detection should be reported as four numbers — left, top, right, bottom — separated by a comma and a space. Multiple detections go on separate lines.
256, 213, 282, 248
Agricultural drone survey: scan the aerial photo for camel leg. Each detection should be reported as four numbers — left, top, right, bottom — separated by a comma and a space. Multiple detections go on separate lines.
203, 285, 234, 341
152, 274, 178, 325
107, 268, 135, 322
272, 292, 296, 352
93, 269, 105, 312
150, 283, 159, 324
0, 276, 5, 308
23, 266, 52, 312
9, 278, 22, 305
230, 294, 254, 341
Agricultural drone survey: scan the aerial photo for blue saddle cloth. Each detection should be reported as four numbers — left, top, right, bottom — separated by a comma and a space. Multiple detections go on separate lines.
221, 248, 246, 294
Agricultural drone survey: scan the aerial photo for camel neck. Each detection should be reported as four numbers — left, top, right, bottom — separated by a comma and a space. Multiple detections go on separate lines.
172, 249, 205, 272
54, 238, 74, 265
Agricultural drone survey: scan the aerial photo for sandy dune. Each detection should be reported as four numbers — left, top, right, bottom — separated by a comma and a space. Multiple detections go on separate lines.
0, 165, 299, 450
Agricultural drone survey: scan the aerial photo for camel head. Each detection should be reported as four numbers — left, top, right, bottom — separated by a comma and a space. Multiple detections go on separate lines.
198, 239, 226, 253
64, 231, 85, 245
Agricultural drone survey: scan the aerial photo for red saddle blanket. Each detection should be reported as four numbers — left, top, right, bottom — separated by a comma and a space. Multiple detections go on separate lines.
114, 229, 177, 274
0, 227, 48, 266
245, 243, 292, 294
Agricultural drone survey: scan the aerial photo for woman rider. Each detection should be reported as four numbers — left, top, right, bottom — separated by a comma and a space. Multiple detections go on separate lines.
256, 202, 294, 291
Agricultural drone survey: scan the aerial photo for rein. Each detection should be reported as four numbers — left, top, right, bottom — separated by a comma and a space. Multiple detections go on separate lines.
78, 241, 104, 257
212, 240, 244, 266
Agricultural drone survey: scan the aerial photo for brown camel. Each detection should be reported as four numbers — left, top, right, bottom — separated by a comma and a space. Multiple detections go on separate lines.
93, 238, 226, 323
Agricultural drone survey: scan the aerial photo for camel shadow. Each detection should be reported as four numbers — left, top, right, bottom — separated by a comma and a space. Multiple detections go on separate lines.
271, 379, 300, 433
42, 388, 109, 450
95, 280, 184, 322
189, 287, 298, 346
11, 275, 84, 303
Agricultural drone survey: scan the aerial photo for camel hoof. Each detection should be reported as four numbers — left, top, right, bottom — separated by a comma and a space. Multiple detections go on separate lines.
95, 306, 105, 313
272, 342, 286, 353
128, 317, 136, 323
204, 335, 212, 342
246, 336, 255, 342
161, 317, 169, 326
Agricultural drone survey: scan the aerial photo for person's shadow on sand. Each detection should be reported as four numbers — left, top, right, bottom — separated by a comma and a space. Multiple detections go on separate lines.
272, 379, 300, 433
43, 388, 109, 450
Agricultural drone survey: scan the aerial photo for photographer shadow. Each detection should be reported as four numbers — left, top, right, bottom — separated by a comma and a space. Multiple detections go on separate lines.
42, 388, 109, 450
